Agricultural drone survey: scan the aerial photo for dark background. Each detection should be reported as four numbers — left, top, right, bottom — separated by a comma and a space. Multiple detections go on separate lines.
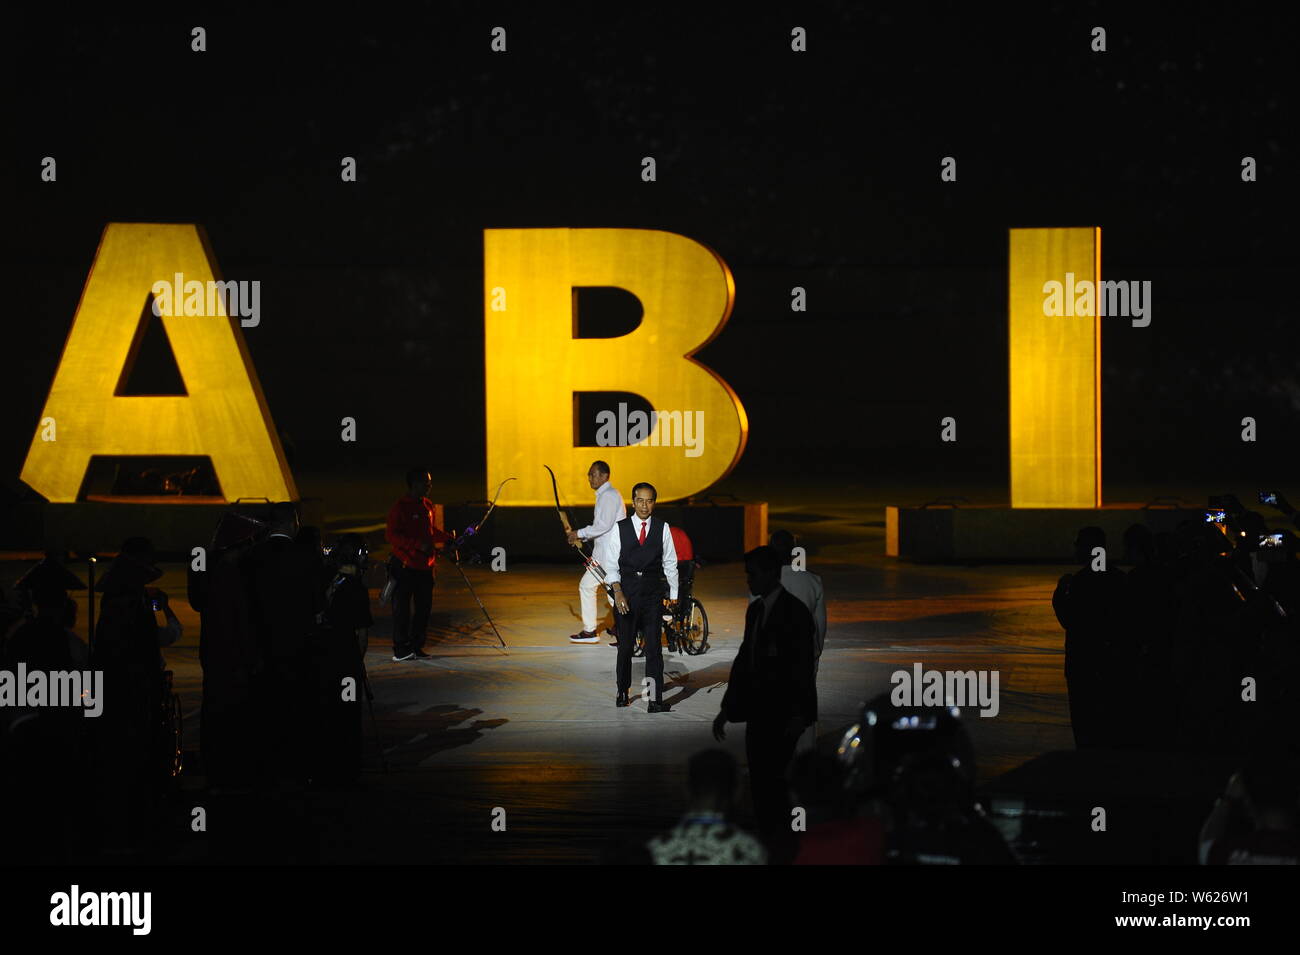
3, 5, 1294, 516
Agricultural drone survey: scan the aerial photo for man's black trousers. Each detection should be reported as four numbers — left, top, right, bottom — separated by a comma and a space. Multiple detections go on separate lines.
615, 589, 665, 701
392, 567, 435, 655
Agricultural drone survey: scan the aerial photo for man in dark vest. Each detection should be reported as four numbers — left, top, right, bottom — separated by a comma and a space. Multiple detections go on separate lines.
605, 482, 679, 712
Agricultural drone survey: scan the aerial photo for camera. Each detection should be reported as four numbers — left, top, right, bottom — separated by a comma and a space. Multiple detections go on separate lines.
1259, 491, 1279, 506
1204, 508, 1227, 524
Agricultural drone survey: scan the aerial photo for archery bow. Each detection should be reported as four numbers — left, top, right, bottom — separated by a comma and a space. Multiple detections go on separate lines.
445, 477, 514, 650
448, 477, 516, 549
544, 464, 616, 597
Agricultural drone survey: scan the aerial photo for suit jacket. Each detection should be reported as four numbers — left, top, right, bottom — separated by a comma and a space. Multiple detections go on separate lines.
721, 587, 817, 727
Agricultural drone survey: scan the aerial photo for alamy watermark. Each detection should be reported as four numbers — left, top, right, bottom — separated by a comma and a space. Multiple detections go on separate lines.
150, 272, 261, 327
50, 885, 151, 935
890, 663, 1000, 717
1042, 272, 1150, 327
0, 665, 103, 717
595, 402, 704, 457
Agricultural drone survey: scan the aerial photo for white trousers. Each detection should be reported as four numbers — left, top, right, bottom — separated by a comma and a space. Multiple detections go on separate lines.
579, 567, 612, 633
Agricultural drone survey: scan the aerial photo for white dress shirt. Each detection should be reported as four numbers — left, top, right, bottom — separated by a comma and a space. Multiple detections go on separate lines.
605, 514, 679, 600
576, 481, 626, 566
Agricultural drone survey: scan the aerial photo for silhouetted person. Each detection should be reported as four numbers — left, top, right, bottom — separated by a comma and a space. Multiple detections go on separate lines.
713, 546, 817, 843
769, 529, 827, 670
770, 528, 827, 752
189, 512, 265, 789
1, 559, 91, 862
1171, 522, 1247, 752
92, 538, 181, 852
385, 468, 454, 661
1053, 527, 1125, 748
242, 503, 323, 785
311, 533, 373, 785
646, 749, 766, 864
4, 558, 88, 671
1119, 523, 1176, 748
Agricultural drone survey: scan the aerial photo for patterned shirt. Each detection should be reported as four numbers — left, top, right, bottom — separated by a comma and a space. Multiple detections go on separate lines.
646, 817, 767, 865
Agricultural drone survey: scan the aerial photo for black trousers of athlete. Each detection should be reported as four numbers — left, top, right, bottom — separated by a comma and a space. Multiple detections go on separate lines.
392, 567, 435, 655
616, 586, 665, 702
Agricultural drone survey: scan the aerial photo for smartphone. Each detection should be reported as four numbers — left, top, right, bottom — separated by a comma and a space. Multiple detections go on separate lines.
1259, 533, 1284, 549
1259, 491, 1279, 506
1205, 508, 1226, 524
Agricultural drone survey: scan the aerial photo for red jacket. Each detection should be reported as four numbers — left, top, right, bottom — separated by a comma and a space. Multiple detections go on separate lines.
386, 495, 454, 569
670, 525, 694, 561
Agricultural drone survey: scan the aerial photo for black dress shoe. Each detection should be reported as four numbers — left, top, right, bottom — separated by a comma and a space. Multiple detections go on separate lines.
616, 691, 630, 707
647, 701, 671, 713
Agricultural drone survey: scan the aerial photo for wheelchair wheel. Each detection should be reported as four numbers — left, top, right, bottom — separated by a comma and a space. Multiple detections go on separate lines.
168, 693, 184, 777
159, 670, 183, 778
678, 598, 709, 655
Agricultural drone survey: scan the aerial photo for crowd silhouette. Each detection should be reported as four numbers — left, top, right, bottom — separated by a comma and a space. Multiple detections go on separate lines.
1053, 493, 1300, 864
5, 499, 1297, 865
0, 502, 372, 862
1054, 496, 1300, 756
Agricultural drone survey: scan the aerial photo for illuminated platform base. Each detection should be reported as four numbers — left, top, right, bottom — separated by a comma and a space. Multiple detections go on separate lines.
42, 498, 325, 557
885, 504, 1206, 561
440, 501, 768, 562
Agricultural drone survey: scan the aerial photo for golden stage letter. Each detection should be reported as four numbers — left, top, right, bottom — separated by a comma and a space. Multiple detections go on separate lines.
1008, 227, 1101, 508
484, 228, 747, 504
20, 223, 296, 503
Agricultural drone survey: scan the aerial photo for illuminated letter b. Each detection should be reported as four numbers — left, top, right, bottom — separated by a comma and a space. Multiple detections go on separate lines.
484, 228, 747, 504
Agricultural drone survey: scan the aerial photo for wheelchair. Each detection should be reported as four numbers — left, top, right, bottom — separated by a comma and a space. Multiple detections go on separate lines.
159, 669, 183, 779
631, 560, 709, 657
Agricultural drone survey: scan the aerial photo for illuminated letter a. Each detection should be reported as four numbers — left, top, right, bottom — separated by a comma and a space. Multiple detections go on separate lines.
20, 223, 296, 502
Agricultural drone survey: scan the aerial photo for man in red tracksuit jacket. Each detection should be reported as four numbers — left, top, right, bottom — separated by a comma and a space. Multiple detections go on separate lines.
385, 468, 455, 661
